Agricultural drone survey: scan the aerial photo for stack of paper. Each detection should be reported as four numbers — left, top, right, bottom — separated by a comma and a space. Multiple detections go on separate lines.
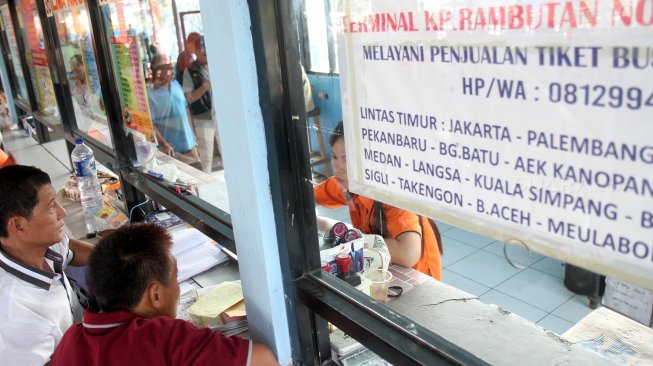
187, 282, 248, 336
222, 300, 247, 323
171, 227, 229, 282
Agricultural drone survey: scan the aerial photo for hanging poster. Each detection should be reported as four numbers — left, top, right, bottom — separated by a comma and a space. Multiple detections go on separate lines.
20, 0, 59, 118
0, 5, 28, 103
102, 5, 155, 141
338, 0, 653, 288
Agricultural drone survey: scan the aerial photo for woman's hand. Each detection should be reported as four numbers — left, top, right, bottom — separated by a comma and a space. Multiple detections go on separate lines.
161, 143, 174, 156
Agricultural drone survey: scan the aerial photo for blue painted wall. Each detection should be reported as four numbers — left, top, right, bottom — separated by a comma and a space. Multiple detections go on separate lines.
307, 73, 341, 177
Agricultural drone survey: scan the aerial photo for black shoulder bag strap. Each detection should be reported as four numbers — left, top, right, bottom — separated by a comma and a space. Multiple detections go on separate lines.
373, 200, 387, 237
188, 61, 212, 115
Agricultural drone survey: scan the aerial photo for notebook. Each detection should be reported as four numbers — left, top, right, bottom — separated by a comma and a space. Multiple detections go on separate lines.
170, 226, 230, 282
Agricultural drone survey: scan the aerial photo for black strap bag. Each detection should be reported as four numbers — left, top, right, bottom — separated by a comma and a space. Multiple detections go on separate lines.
187, 61, 212, 116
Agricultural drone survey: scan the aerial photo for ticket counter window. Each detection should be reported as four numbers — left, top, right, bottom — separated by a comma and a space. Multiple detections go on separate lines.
54, 1, 111, 148
300, 0, 444, 328
15, 0, 60, 122
100, 0, 229, 215
287, 0, 653, 363
0, 5, 29, 107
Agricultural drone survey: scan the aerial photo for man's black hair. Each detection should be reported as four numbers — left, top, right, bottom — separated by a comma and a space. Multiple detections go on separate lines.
0, 165, 51, 238
329, 121, 344, 147
89, 223, 173, 312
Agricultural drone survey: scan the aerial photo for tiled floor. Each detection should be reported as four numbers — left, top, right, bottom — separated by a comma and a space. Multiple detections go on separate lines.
3, 127, 596, 335
316, 193, 597, 336
2, 128, 72, 184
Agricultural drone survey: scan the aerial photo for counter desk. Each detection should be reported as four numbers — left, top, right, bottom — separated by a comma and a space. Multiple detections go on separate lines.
328, 262, 616, 365
60, 193, 240, 302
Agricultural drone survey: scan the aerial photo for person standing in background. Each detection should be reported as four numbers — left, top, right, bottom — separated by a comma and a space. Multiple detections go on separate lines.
148, 53, 200, 167
183, 35, 222, 173
175, 32, 200, 85
69, 55, 90, 109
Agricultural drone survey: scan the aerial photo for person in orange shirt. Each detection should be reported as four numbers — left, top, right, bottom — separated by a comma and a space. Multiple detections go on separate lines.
314, 122, 442, 280
0, 147, 15, 168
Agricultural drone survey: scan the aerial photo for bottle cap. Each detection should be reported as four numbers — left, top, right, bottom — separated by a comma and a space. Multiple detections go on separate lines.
321, 261, 331, 272
75, 137, 84, 144
337, 252, 349, 259
335, 252, 352, 274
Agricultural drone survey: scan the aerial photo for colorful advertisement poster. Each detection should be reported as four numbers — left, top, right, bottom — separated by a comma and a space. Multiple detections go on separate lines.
0, 5, 28, 104
20, 0, 59, 119
102, 4, 155, 142
110, 35, 154, 141
338, 0, 653, 287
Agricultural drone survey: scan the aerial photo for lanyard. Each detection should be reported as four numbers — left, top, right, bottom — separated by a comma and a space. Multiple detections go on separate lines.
46, 252, 83, 322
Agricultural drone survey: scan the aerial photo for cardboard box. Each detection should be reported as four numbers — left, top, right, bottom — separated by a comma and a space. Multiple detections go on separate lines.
602, 277, 653, 327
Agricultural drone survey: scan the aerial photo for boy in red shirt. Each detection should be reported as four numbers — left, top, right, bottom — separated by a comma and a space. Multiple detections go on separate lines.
51, 223, 277, 365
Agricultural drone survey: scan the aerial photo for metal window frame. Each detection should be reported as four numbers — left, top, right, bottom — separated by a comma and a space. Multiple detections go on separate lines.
0, 3, 19, 112
0, 0, 238, 251
42, 0, 126, 172
300, 0, 339, 75
86, 0, 236, 248
33, 0, 75, 141
179, 10, 201, 42
12, 0, 69, 143
248, 0, 489, 364
3, 0, 42, 137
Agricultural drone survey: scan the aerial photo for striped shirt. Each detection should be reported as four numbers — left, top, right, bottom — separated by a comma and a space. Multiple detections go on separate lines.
0, 236, 81, 365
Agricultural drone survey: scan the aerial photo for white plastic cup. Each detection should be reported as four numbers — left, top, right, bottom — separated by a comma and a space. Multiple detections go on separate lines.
364, 269, 392, 303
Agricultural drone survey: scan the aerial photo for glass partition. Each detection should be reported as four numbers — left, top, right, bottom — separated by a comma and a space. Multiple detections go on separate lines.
0, 4, 29, 106
286, 0, 653, 363
176, 0, 201, 42
15, 0, 60, 122
99, 0, 230, 215
53, 0, 111, 147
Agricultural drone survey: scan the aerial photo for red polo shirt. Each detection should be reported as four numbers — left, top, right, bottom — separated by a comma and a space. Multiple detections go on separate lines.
51, 310, 251, 365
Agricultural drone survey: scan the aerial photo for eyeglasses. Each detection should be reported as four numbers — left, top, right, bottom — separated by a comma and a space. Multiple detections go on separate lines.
153, 64, 174, 79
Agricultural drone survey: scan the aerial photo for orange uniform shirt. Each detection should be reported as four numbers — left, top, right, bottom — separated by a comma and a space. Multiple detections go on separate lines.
0, 149, 15, 168
315, 177, 441, 280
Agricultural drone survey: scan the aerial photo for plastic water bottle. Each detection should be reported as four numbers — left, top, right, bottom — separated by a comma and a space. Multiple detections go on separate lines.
71, 137, 103, 216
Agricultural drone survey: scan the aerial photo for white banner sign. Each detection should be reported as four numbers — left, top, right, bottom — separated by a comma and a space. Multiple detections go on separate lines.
338, 0, 653, 288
